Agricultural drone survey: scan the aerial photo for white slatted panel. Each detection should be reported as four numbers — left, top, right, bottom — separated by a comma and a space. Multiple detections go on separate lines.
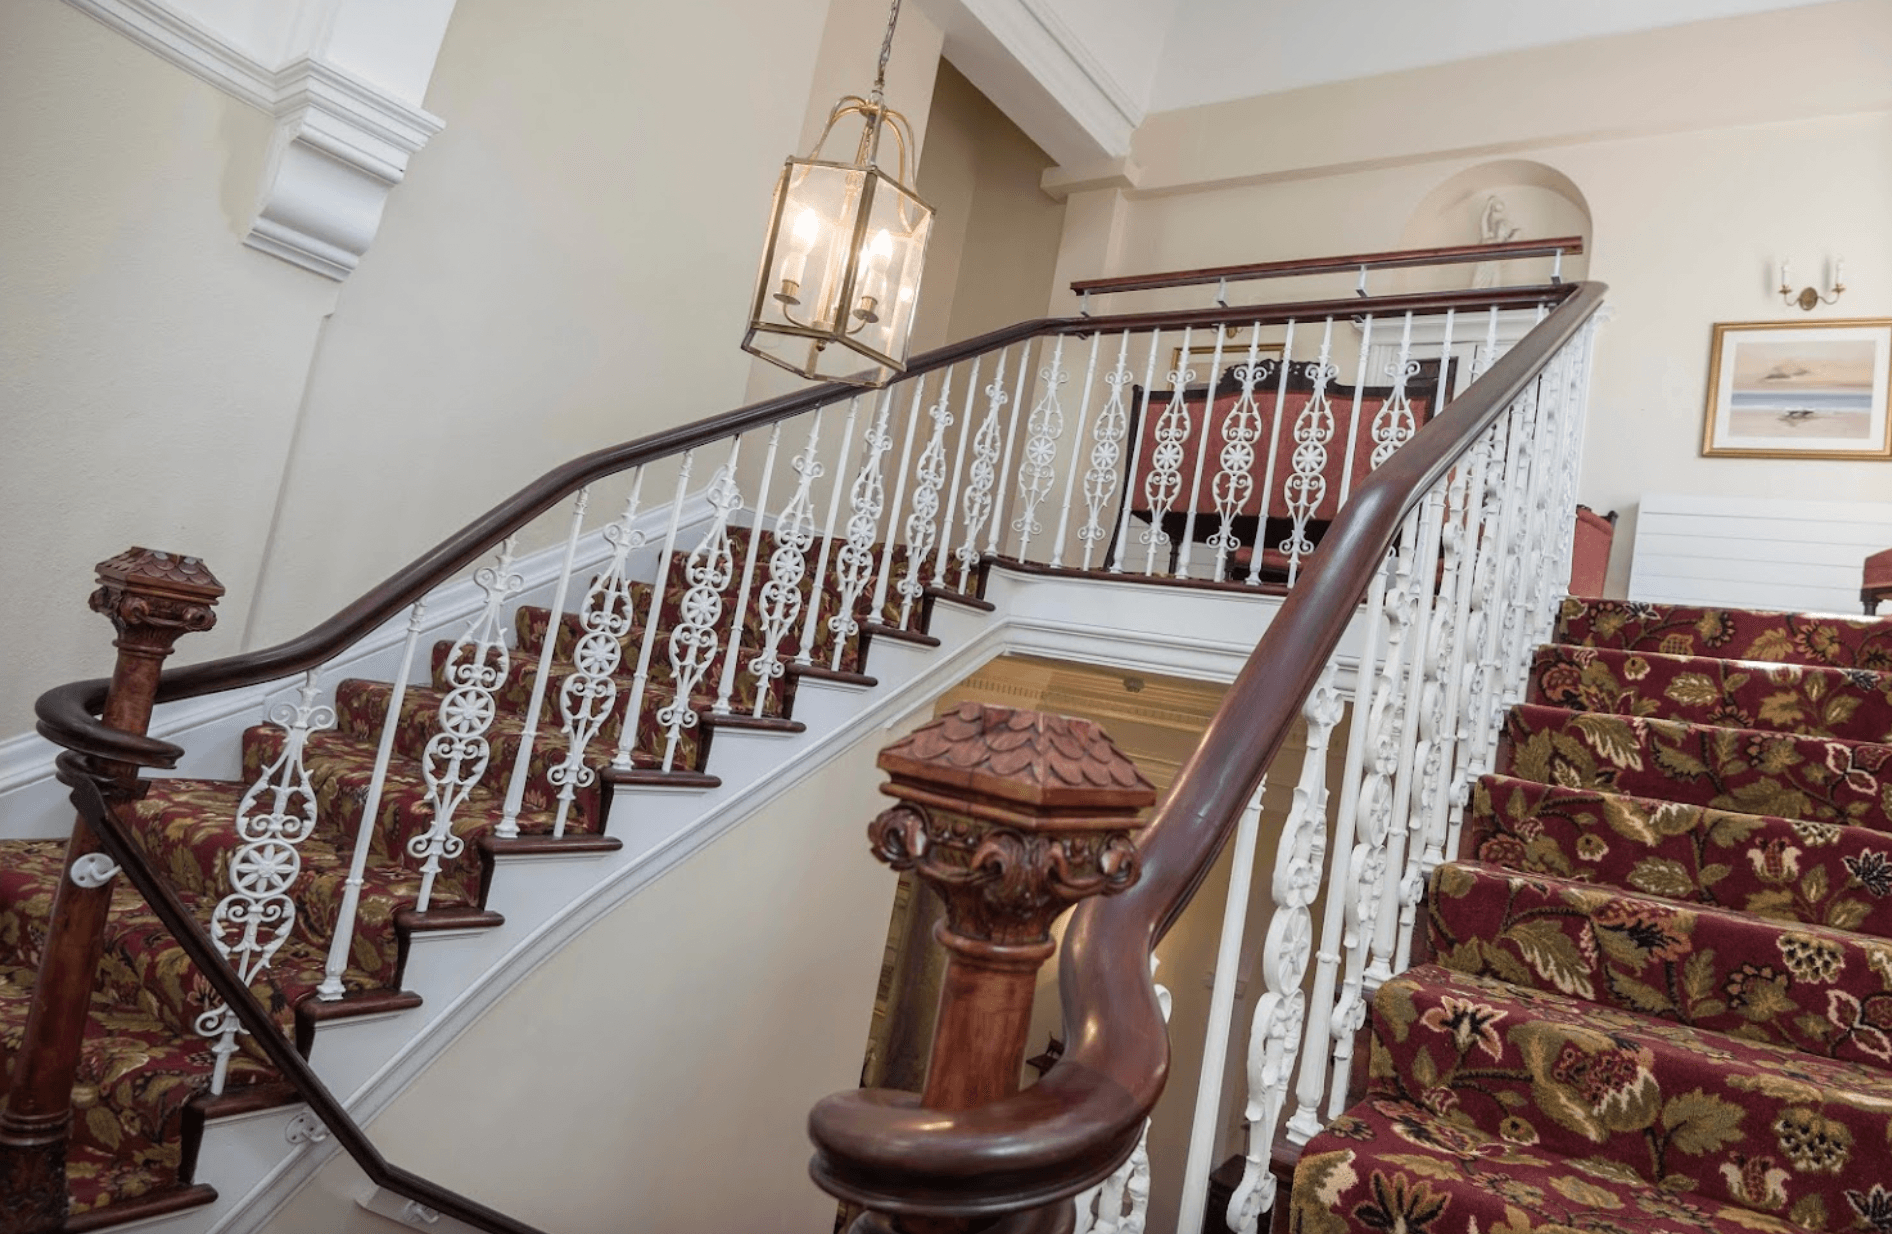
1628, 493, 1892, 616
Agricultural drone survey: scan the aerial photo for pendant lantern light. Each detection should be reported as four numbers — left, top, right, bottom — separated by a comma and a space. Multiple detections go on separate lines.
742, 0, 934, 388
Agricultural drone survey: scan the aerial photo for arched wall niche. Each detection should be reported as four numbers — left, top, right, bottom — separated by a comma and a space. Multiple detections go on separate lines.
1396, 158, 1594, 288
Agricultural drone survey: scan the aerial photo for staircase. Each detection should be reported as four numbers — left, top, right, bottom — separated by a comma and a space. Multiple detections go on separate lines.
1293, 596, 1892, 1234
3, 244, 1608, 1234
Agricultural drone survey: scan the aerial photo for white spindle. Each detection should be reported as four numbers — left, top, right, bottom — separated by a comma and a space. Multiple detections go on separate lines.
497, 489, 591, 839
871, 382, 925, 626
1226, 663, 1344, 1233
1174, 772, 1266, 1234
1207, 329, 1265, 582
715, 427, 781, 715
1280, 319, 1337, 586
1072, 958, 1171, 1234
413, 541, 523, 910
1176, 328, 1227, 578
1246, 321, 1295, 587
987, 340, 1035, 559
954, 355, 1010, 589
932, 358, 978, 590
551, 472, 647, 836
898, 371, 956, 627
198, 672, 334, 1092
318, 600, 426, 1001
797, 397, 861, 665
614, 456, 694, 770
1049, 332, 1102, 569
1012, 337, 1069, 563
1368, 313, 1418, 470
1079, 332, 1134, 571
1141, 328, 1195, 576
829, 390, 897, 670
1108, 333, 1163, 574
1336, 314, 1373, 507
750, 411, 825, 711
660, 437, 745, 771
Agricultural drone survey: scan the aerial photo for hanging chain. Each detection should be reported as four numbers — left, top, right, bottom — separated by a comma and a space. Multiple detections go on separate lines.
871, 0, 902, 103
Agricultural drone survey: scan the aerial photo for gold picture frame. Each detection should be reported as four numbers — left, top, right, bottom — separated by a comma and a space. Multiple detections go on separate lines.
1702, 318, 1892, 459
1167, 332, 1284, 380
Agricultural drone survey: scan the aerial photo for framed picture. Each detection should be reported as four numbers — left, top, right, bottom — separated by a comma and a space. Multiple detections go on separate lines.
1702, 319, 1892, 459
1168, 332, 1283, 380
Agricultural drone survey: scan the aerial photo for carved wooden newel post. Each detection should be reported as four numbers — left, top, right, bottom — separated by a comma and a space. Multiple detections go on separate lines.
0, 550, 222, 1233
861, 702, 1153, 1232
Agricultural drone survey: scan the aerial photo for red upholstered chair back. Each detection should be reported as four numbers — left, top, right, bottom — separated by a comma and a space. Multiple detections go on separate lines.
1569, 505, 1616, 597
1125, 357, 1448, 525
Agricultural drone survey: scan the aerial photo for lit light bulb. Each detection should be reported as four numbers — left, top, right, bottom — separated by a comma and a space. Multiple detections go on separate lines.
779, 207, 822, 294
858, 228, 896, 314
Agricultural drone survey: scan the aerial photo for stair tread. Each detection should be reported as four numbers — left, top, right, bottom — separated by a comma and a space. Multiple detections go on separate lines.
1557, 597, 1892, 671
1530, 643, 1892, 744
1296, 1097, 1833, 1234
1428, 860, 1892, 1073
1467, 774, 1892, 940
1499, 703, 1892, 832
1369, 963, 1892, 1228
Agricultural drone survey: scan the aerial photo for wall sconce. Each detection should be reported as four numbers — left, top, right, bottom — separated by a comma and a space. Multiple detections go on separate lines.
1778, 256, 1846, 311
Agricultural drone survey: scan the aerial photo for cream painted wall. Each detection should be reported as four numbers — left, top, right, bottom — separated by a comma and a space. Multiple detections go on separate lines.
910, 60, 1067, 355
1058, 0, 1892, 596
0, 2, 338, 732
260, 704, 928, 1233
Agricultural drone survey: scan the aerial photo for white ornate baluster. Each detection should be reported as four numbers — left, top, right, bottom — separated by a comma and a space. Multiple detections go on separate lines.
988, 341, 1035, 559
1176, 771, 1267, 1234
413, 541, 523, 910
319, 600, 426, 1000
1280, 320, 1337, 585
660, 437, 745, 771
1246, 321, 1295, 587
1073, 958, 1171, 1234
750, 412, 824, 711
497, 489, 591, 839
1208, 329, 1265, 582
1140, 329, 1195, 576
1012, 337, 1069, 563
1227, 664, 1344, 1234
1078, 332, 1133, 571
198, 672, 334, 1093
1176, 328, 1227, 579
1286, 546, 1388, 1141
797, 397, 860, 664
954, 352, 1010, 590
931, 358, 978, 590
1108, 333, 1163, 574
898, 372, 954, 627
829, 389, 896, 669
550, 472, 647, 836
1337, 314, 1373, 508
614, 454, 693, 770
1327, 512, 1422, 1114
871, 381, 925, 626
1050, 333, 1102, 569
1369, 313, 1418, 469
715, 429, 780, 715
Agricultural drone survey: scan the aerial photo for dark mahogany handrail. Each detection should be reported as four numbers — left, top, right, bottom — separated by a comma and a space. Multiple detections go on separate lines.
34, 283, 1575, 774
1071, 235, 1586, 297
805, 280, 1608, 1218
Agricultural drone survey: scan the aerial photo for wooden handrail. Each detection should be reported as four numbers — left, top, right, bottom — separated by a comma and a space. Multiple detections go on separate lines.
1070, 235, 1586, 297
34, 283, 1575, 776
805, 281, 1608, 1218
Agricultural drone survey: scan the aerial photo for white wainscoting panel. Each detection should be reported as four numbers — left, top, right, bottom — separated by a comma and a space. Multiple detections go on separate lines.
1628, 492, 1892, 616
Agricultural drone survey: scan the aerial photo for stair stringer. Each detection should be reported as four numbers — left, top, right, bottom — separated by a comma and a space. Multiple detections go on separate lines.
36, 567, 1381, 1234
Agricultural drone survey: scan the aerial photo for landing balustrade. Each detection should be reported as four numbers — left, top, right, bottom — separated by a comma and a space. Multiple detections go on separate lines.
14, 238, 1600, 1234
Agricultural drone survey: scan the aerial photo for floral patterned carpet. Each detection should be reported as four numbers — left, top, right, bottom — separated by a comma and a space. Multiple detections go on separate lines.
1293, 598, 1892, 1234
0, 530, 907, 1224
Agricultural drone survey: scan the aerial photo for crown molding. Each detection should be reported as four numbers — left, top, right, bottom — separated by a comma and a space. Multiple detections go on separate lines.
61, 0, 448, 281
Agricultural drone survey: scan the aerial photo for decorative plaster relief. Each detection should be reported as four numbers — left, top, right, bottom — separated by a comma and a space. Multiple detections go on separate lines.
62, 0, 449, 281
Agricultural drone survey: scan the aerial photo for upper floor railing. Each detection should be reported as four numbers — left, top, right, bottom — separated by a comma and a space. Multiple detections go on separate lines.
20, 238, 1599, 1234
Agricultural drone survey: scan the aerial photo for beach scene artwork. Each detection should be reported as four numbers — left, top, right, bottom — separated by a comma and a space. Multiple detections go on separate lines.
1705, 322, 1892, 457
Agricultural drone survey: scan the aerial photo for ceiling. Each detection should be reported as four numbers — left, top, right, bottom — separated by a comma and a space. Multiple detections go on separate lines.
1144, 0, 1839, 112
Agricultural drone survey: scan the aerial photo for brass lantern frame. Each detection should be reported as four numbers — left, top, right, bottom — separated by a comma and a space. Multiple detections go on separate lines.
742, 92, 934, 388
